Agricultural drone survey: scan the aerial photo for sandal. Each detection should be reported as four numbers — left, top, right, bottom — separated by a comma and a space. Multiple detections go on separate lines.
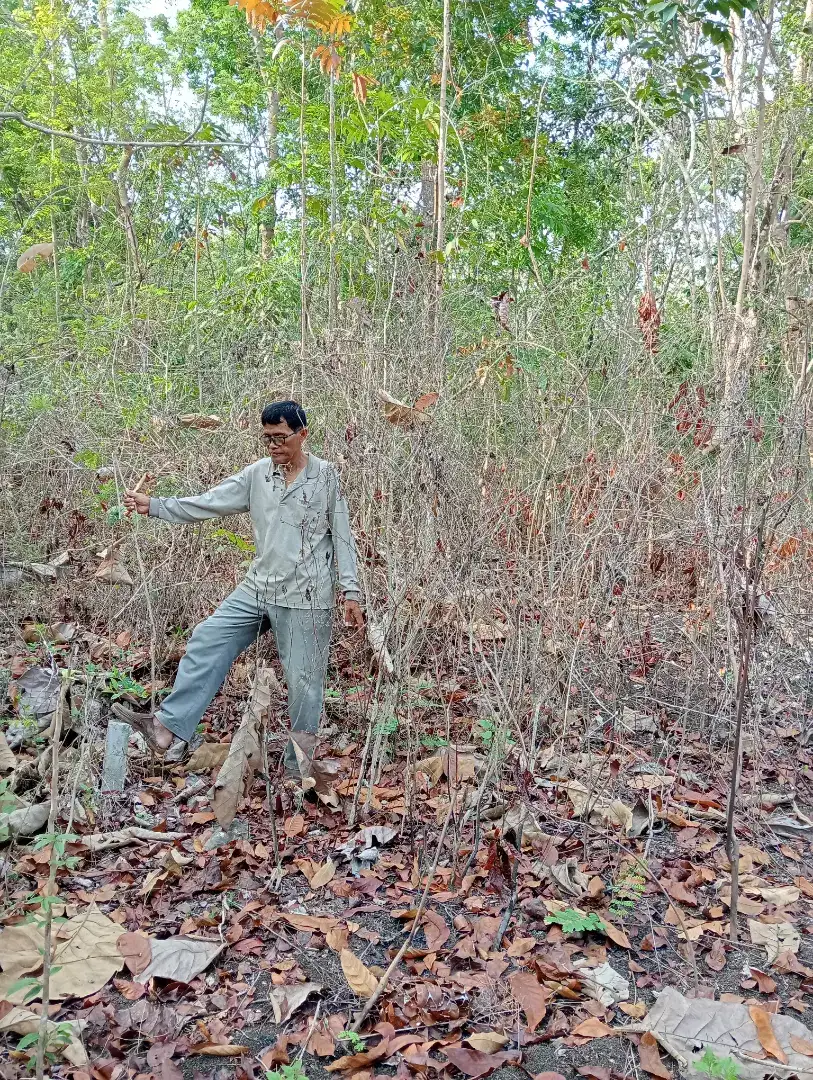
111, 702, 171, 758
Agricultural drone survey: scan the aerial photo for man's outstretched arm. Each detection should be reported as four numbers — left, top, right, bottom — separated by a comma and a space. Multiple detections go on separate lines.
125, 471, 250, 522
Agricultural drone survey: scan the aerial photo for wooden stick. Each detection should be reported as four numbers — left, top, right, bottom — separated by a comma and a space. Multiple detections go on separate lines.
36, 663, 72, 1080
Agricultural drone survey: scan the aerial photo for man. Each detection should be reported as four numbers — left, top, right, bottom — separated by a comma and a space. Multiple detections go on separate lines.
116, 400, 364, 772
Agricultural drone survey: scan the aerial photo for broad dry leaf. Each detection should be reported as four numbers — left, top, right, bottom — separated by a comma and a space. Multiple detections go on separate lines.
326, 1042, 393, 1072
0, 905, 125, 1002
644, 987, 813, 1080
326, 926, 349, 951
601, 917, 632, 950
465, 1033, 510, 1054
0, 733, 15, 773
638, 1031, 671, 1078
134, 936, 223, 984
186, 741, 230, 772
508, 970, 550, 1030
422, 908, 450, 951
790, 1037, 813, 1057
17, 242, 54, 273
340, 948, 379, 998
755, 885, 799, 907
117, 931, 152, 975
507, 936, 537, 957
282, 913, 339, 933
212, 712, 261, 828
442, 1047, 521, 1078
571, 1017, 615, 1039
94, 558, 134, 586
619, 1002, 648, 1019
310, 859, 337, 889
268, 981, 322, 1023
749, 1005, 789, 1064
748, 919, 800, 964
196, 1044, 251, 1056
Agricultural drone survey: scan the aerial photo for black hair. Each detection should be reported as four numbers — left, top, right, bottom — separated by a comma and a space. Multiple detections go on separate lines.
260, 400, 307, 431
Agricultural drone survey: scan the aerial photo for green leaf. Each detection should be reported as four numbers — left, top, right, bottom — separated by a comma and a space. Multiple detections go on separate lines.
544, 908, 605, 934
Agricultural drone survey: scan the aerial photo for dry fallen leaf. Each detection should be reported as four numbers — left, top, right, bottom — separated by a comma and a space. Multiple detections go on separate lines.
749, 1005, 789, 1064
790, 1036, 813, 1057
465, 1033, 510, 1054
442, 1047, 521, 1078
117, 931, 152, 976
340, 948, 379, 999
0, 733, 16, 774
748, 919, 801, 964
0, 1006, 86, 1066
196, 1044, 251, 1056
268, 981, 322, 1023
186, 741, 230, 772
638, 1031, 672, 1078
310, 859, 337, 889
508, 970, 550, 1030
211, 690, 263, 829
179, 413, 223, 429
0, 905, 125, 1002
570, 1017, 615, 1039
134, 936, 223, 984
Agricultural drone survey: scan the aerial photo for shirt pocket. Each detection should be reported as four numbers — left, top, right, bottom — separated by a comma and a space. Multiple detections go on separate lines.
280, 489, 329, 548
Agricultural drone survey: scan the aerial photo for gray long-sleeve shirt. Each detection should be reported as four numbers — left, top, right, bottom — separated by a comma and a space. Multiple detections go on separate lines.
148, 453, 361, 610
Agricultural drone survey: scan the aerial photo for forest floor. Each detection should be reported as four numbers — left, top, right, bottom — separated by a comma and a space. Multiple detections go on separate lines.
3, 621, 813, 1080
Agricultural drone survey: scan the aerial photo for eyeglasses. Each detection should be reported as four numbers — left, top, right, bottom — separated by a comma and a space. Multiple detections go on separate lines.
261, 431, 298, 447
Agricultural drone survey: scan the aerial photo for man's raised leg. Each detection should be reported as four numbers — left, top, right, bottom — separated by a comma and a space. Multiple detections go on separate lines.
114, 584, 268, 749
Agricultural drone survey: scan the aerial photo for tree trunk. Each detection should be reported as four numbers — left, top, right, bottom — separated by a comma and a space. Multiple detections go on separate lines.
115, 145, 143, 281
253, 28, 280, 259
432, 0, 451, 343
299, 31, 309, 355
328, 68, 338, 333
420, 160, 436, 250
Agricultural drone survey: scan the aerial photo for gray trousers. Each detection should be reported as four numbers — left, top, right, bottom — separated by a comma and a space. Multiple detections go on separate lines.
157, 582, 332, 770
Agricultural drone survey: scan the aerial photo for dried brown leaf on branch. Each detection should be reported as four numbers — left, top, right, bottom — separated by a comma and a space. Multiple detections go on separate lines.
178, 413, 223, 429
17, 241, 54, 273
377, 388, 438, 427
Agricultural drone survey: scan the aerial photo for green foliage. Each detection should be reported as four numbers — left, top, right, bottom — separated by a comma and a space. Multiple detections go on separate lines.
609, 860, 647, 917
266, 1063, 310, 1080
337, 1031, 366, 1053
696, 1049, 741, 1080
544, 909, 605, 934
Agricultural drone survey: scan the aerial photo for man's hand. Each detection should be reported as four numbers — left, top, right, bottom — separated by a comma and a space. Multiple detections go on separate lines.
344, 599, 365, 631
124, 490, 150, 516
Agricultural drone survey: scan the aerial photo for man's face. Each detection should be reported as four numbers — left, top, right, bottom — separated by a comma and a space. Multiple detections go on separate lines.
262, 419, 307, 466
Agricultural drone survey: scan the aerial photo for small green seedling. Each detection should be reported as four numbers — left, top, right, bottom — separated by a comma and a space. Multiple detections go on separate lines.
544, 908, 605, 934
337, 1031, 366, 1054
266, 1063, 309, 1080
696, 1048, 741, 1080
